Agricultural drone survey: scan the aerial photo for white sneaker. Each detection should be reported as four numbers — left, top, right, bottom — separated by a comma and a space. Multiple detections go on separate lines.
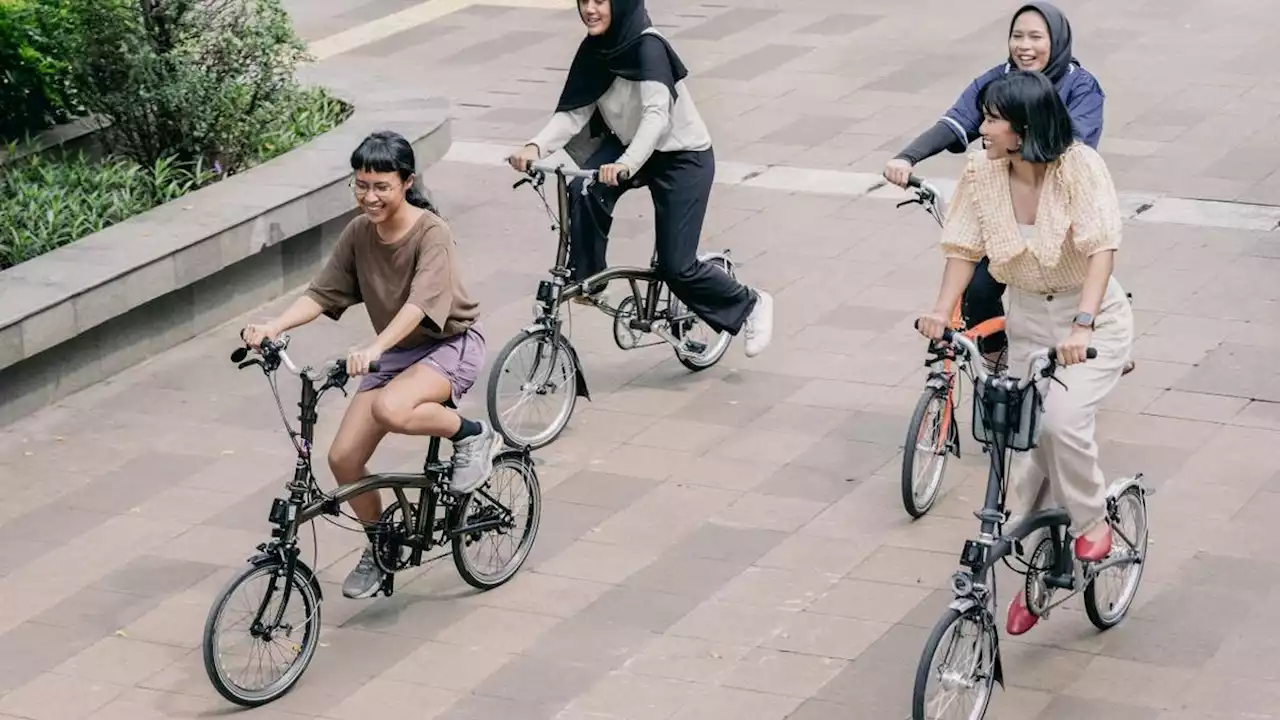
742, 290, 774, 358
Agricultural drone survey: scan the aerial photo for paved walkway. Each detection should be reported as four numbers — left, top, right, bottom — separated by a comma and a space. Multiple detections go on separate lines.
3, 1, 1280, 719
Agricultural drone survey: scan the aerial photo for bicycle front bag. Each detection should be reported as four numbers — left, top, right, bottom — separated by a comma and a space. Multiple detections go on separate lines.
971, 380, 1044, 452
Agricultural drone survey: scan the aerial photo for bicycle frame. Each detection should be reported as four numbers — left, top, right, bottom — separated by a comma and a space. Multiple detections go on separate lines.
904, 177, 1007, 463
518, 163, 730, 360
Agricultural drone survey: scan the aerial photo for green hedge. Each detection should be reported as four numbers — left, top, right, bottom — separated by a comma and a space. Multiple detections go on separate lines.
1, 86, 350, 270
1, 0, 356, 270
0, 0, 82, 140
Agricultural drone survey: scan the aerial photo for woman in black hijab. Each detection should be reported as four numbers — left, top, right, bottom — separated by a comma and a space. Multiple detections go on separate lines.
882, 2, 1120, 370
508, 0, 774, 358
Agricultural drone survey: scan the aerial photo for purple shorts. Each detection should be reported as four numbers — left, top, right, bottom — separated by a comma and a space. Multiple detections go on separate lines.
357, 325, 486, 404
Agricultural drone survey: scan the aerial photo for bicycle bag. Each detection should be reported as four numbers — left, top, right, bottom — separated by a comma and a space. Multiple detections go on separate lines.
971, 380, 1044, 452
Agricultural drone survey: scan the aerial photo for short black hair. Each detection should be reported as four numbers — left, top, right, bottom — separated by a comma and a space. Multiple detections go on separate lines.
350, 130, 438, 213
980, 70, 1074, 163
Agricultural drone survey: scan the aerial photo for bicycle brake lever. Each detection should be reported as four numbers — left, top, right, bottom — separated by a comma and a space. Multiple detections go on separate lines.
895, 197, 923, 209
237, 358, 262, 370
512, 177, 532, 190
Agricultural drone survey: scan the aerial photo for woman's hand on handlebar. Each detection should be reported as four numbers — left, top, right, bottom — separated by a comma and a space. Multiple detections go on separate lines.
598, 162, 630, 187
883, 158, 914, 188
1056, 326, 1093, 366
915, 312, 949, 341
507, 144, 540, 173
346, 345, 383, 377
241, 323, 277, 349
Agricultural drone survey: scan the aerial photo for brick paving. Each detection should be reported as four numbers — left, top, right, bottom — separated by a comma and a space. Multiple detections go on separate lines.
3, 1, 1280, 718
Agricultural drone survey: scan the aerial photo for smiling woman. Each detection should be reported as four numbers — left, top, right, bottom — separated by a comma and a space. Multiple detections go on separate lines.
240, 130, 496, 601
882, 1, 1106, 365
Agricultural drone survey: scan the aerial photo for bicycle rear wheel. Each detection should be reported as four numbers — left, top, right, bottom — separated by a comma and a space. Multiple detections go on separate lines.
902, 387, 952, 519
486, 328, 580, 449
912, 606, 998, 720
670, 254, 735, 371
203, 558, 321, 706
452, 452, 541, 589
1084, 484, 1149, 629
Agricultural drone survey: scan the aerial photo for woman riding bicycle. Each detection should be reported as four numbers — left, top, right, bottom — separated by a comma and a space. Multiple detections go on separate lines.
242, 131, 494, 600
915, 71, 1134, 636
886, 3, 1130, 372
506, 0, 774, 357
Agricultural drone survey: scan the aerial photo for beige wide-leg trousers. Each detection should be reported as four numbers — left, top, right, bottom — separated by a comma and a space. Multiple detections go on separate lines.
1005, 277, 1134, 536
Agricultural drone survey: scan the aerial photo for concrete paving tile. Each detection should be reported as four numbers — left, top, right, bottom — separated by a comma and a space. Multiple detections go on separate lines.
0, 672, 126, 720
622, 634, 749, 685
721, 647, 847, 698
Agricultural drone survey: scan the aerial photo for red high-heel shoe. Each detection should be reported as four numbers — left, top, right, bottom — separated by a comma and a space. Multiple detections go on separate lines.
1074, 525, 1113, 563
1006, 591, 1039, 635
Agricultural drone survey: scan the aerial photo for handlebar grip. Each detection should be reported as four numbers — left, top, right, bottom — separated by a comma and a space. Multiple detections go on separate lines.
906, 174, 924, 189
912, 319, 955, 343
1047, 347, 1098, 362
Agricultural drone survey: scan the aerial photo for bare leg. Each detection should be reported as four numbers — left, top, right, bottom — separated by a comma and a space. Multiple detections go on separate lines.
371, 363, 496, 494
328, 389, 388, 524
370, 364, 460, 437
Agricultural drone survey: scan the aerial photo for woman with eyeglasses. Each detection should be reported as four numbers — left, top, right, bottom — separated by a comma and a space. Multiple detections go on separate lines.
241, 131, 493, 601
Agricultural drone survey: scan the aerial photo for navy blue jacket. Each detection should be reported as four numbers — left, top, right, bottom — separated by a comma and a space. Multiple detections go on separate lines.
942, 62, 1105, 150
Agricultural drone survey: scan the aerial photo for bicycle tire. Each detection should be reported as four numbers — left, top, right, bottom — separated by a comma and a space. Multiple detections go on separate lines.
912, 606, 998, 720
451, 452, 542, 590
672, 255, 736, 372
203, 558, 321, 707
901, 387, 951, 519
1084, 484, 1149, 630
485, 328, 580, 450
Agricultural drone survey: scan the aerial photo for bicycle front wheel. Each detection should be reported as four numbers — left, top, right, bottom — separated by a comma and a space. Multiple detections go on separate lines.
203, 558, 321, 707
912, 606, 998, 720
902, 387, 952, 519
486, 328, 580, 449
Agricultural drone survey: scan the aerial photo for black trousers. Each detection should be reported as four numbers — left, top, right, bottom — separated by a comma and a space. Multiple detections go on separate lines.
569, 135, 757, 335
963, 256, 1007, 354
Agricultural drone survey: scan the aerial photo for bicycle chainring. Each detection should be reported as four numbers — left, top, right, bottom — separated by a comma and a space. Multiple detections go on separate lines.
373, 501, 416, 574
1024, 536, 1057, 616
612, 296, 644, 350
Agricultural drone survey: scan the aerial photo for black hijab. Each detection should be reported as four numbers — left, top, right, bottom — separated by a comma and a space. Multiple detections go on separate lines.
555, 0, 688, 114
1008, 2, 1079, 86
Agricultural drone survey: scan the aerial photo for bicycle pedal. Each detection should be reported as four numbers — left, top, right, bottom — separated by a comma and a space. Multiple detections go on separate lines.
378, 573, 396, 597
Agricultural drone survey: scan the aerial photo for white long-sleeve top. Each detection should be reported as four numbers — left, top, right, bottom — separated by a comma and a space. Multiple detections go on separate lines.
528, 75, 713, 176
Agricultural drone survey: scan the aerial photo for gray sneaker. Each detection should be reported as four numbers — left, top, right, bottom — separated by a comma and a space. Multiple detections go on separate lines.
450, 422, 497, 494
341, 547, 385, 599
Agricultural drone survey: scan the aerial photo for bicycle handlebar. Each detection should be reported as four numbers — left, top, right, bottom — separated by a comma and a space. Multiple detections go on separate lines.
510, 159, 632, 187
915, 321, 1096, 389
233, 333, 379, 381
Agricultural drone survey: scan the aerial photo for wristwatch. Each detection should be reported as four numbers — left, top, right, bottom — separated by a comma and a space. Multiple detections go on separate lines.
1072, 312, 1095, 329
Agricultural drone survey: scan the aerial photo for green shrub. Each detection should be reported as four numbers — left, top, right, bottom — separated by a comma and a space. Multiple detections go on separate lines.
66, 0, 309, 173
0, 87, 349, 270
0, 150, 211, 269
0, 0, 83, 140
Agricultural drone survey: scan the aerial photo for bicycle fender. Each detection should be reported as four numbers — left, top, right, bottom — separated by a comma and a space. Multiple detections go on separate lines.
247, 552, 324, 602
565, 342, 590, 400
947, 598, 1005, 688
1105, 473, 1149, 500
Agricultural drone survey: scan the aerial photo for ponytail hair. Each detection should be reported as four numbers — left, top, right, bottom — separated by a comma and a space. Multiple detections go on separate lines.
350, 130, 442, 216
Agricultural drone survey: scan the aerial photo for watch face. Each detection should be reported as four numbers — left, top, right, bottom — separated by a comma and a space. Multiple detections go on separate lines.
1074, 313, 1094, 327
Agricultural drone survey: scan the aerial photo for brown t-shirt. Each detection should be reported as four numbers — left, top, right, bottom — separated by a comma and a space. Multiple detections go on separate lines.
305, 211, 479, 348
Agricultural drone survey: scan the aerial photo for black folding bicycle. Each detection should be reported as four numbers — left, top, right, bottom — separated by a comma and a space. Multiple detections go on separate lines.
202, 335, 540, 707
911, 327, 1150, 720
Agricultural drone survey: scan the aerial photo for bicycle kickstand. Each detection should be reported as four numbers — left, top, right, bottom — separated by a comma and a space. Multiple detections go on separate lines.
378, 572, 396, 598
